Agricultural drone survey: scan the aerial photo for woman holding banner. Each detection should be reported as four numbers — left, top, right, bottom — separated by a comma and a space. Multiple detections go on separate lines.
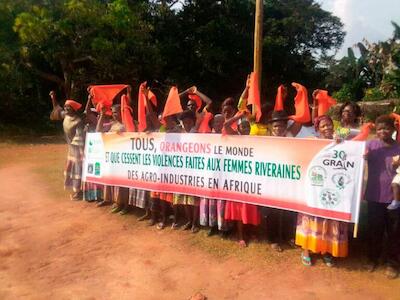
295, 115, 349, 267
49, 91, 85, 201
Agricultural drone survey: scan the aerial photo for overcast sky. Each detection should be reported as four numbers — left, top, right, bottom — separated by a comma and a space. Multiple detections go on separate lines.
318, 0, 400, 57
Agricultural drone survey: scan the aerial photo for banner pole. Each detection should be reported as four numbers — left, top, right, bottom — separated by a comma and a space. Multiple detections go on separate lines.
253, 0, 263, 114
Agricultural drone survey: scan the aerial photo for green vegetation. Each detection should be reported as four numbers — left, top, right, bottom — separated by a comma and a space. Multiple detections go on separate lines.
0, 0, 344, 133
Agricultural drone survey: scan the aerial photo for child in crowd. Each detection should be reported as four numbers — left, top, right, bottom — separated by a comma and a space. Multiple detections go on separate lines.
365, 115, 400, 279
96, 104, 129, 214
172, 110, 200, 233
296, 115, 348, 267
223, 110, 260, 247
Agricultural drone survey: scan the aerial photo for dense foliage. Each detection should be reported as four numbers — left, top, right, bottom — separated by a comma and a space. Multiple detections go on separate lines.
0, 0, 344, 133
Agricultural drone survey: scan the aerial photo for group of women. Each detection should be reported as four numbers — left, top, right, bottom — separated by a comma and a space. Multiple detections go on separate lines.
49, 79, 400, 279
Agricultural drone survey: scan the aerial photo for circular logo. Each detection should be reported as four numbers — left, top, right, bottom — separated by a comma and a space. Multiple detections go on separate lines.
331, 173, 351, 190
319, 188, 341, 208
308, 166, 327, 186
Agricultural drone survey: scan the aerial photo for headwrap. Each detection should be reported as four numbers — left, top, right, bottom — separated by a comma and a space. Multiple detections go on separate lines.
65, 100, 82, 111
314, 115, 333, 132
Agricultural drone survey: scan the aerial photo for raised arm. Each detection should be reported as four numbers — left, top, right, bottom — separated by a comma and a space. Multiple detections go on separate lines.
311, 89, 319, 121
223, 111, 246, 135
49, 91, 64, 121
96, 107, 107, 132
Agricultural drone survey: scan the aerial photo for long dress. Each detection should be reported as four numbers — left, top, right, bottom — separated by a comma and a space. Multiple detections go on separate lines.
295, 213, 348, 257
51, 106, 84, 195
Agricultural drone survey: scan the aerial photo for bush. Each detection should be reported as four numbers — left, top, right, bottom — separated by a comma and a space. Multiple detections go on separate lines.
362, 87, 386, 101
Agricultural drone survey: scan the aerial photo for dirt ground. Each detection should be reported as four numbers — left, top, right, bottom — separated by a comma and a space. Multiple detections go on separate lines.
0, 143, 399, 300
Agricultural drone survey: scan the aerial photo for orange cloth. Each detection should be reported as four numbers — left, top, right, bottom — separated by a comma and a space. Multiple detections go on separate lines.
121, 94, 135, 132
148, 90, 157, 107
188, 94, 202, 112
274, 85, 285, 111
65, 100, 82, 111
390, 113, 400, 143
316, 90, 337, 116
96, 100, 112, 116
162, 86, 183, 119
289, 82, 311, 123
198, 112, 213, 133
138, 83, 147, 132
89, 84, 128, 105
352, 122, 374, 141
248, 72, 262, 122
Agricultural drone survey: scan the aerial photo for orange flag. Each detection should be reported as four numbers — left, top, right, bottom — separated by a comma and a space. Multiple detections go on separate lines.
121, 94, 135, 132
148, 90, 157, 107
248, 72, 262, 122
89, 84, 128, 105
162, 86, 183, 120
316, 90, 337, 116
198, 112, 213, 133
274, 85, 285, 111
188, 94, 202, 112
138, 83, 147, 132
352, 122, 374, 141
390, 113, 400, 142
289, 82, 311, 123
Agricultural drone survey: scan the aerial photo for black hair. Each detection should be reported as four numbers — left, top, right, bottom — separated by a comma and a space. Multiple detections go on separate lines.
339, 102, 362, 120
178, 109, 196, 122
375, 115, 395, 129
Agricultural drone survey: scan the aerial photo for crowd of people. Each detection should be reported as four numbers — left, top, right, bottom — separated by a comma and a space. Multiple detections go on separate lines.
49, 79, 400, 279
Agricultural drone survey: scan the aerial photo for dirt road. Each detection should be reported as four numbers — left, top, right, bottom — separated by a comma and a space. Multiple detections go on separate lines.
0, 144, 398, 299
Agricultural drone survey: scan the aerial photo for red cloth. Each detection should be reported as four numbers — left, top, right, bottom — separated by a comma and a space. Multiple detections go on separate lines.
65, 100, 82, 111
162, 86, 183, 119
138, 83, 147, 132
121, 94, 135, 132
224, 201, 260, 225
289, 82, 311, 123
95, 100, 112, 116
89, 84, 128, 105
188, 94, 202, 112
316, 90, 337, 116
198, 112, 213, 133
352, 122, 374, 141
248, 72, 262, 122
274, 85, 285, 111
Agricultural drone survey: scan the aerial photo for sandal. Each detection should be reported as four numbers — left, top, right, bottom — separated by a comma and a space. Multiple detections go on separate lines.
171, 222, 179, 230
238, 240, 247, 248
271, 243, 283, 252
301, 254, 312, 266
182, 221, 192, 231
323, 255, 334, 267
157, 222, 165, 230
191, 225, 200, 233
119, 208, 129, 215
110, 206, 122, 214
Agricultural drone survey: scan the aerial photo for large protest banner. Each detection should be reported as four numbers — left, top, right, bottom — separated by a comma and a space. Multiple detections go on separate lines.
83, 132, 365, 223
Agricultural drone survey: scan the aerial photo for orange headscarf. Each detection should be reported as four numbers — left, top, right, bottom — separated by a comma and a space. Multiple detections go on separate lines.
65, 100, 82, 111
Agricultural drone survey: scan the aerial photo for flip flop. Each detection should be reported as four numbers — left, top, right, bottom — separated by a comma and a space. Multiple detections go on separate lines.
182, 222, 192, 231
157, 222, 165, 230
238, 240, 247, 248
301, 254, 312, 266
171, 222, 179, 230
191, 226, 200, 233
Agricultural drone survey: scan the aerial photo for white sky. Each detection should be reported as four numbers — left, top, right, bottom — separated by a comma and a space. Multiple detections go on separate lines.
318, 0, 400, 57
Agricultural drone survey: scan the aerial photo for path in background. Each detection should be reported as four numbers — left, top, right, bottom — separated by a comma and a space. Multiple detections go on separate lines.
0, 144, 397, 299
